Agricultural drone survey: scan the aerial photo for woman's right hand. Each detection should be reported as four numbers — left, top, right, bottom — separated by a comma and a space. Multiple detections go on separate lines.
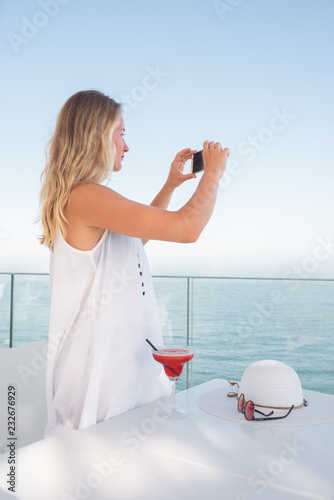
202, 140, 229, 179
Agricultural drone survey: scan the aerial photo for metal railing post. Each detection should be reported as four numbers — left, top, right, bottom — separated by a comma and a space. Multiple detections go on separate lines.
9, 273, 14, 348
186, 277, 193, 389
186, 277, 190, 346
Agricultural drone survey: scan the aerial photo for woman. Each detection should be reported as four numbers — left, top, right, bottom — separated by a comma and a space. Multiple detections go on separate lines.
40, 90, 229, 436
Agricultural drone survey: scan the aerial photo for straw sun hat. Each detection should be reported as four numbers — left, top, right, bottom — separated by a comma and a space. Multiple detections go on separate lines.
197, 360, 334, 426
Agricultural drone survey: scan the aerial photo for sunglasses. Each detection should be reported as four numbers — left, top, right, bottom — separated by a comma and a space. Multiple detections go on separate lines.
238, 393, 294, 421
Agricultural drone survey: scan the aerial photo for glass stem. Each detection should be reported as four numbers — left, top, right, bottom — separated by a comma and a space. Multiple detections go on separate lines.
170, 379, 177, 412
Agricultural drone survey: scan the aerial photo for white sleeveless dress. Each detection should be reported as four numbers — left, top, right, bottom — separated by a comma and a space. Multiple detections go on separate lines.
44, 230, 170, 437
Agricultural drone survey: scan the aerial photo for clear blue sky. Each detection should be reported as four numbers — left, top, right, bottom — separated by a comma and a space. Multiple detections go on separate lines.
0, 0, 333, 278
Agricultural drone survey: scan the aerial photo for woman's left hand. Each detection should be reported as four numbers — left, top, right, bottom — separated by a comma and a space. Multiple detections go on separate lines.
166, 148, 197, 189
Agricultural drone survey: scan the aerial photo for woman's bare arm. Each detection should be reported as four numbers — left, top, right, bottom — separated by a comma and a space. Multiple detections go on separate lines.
66, 141, 229, 246
141, 148, 197, 245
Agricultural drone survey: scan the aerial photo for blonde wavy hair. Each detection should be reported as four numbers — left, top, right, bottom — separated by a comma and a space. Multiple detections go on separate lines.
40, 90, 122, 250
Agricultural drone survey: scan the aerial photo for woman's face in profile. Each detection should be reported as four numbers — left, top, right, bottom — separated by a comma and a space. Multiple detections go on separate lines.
112, 115, 129, 171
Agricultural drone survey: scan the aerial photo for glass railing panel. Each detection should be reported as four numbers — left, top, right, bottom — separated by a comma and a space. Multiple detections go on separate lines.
281, 279, 334, 395
12, 274, 51, 348
1, 274, 333, 395
153, 276, 189, 391
0, 274, 11, 348
191, 278, 334, 395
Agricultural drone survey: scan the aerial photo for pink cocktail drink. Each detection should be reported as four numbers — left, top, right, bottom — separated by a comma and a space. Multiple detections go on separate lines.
152, 348, 194, 380
152, 346, 194, 419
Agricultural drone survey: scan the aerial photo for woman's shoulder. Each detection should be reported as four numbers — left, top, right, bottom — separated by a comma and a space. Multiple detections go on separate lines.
63, 183, 112, 251
70, 183, 113, 200
68, 183, 120, 216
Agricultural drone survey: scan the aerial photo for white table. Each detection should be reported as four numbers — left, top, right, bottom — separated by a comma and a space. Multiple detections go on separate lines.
0, 379, 333, 500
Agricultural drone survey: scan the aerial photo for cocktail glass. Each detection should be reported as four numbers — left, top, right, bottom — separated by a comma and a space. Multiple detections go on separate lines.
152, 346, 194, 419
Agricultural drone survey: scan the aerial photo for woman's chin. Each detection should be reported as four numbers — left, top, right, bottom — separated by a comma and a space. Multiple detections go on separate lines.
113, 163, 122, 172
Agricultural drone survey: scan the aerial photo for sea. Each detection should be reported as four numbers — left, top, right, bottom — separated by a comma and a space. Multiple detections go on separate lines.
0, 274, 333, 395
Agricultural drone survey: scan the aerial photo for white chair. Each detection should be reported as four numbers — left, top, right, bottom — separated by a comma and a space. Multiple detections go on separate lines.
0, 340, 48, 452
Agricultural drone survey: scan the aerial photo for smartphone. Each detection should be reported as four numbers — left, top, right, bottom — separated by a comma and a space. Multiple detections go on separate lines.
191, 150, 204, 174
